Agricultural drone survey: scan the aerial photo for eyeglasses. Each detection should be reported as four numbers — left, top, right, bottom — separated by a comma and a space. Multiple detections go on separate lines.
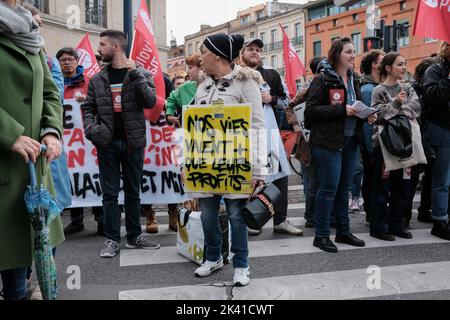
59, 57, 77, 64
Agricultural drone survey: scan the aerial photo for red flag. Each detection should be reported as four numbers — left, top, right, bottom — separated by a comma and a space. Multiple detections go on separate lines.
75, 34, 101, 82
280, 24, 306, 99
413, 0, 450, 43
130, 0, 166, 123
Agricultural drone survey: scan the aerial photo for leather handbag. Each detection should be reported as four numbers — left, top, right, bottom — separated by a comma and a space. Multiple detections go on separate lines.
243, 183, 282, 230
380, 115, 413, 158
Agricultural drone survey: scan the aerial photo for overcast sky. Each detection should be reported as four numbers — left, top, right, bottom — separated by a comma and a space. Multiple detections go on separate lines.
166, 0, 307, 46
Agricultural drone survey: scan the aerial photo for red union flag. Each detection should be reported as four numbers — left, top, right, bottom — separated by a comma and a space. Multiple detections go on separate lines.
130, 0, 165, 123
75, 34, 101, 82
280, 24, 306, 99
413, 0, 450, 43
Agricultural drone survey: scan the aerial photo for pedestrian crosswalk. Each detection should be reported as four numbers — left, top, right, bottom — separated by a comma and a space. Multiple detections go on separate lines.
120, 261, 450, 300
116, 185, 450, 300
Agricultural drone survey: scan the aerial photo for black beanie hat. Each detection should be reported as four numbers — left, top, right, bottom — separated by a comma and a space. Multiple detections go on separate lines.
203, 33, 244, 62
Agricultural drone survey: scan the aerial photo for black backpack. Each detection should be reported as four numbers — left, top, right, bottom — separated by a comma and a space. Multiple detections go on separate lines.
380, 115, 412, 158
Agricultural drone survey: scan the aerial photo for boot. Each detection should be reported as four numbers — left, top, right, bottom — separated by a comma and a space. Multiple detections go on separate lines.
168, 208, 178, 232
145, 208, 158, 234
431, 220, 450, 240
417, 210, 434, 223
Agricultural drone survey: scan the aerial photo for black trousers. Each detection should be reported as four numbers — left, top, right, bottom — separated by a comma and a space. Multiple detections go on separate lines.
370, 148, 411, 234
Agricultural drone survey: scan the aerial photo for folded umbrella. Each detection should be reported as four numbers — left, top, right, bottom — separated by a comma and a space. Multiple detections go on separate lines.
24, 145, 63, 300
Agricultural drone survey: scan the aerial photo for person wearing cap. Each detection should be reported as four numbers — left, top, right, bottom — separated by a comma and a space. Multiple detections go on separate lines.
189, 33, 266, 287
240, 38, 303, 237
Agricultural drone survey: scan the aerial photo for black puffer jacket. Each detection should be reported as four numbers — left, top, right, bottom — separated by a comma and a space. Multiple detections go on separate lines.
422, 60, 450, 129
305, 60, 362, 151
82, 66, 156, 150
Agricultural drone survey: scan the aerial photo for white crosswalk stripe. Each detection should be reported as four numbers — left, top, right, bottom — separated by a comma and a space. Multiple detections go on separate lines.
120, 261, 450, 300
115, 185, 449, 300
119, 228, 445, 267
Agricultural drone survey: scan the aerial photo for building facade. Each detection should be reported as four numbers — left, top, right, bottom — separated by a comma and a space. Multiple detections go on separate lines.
25, 0, 169, 71
167, 41, 186, 79
184, 1, 306, 78
303, 0, 441, 76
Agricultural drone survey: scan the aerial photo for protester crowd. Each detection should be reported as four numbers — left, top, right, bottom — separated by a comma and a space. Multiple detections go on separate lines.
1, 0, 449, 299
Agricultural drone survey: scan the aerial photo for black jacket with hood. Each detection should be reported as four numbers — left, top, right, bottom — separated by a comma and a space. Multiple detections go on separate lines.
305, 60, 362, 151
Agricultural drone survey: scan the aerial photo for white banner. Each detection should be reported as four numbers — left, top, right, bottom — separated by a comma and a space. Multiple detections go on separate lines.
62, 99, 189, 207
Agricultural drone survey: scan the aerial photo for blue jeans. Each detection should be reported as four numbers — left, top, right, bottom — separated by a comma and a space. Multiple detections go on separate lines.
200, 196, 248, 268
302, 162, 319, 223
97, 139, 144, 243
370, 148, 410, 234
1, 267, 28, 300
424, 122, 450, 221
312, 136, 358, 238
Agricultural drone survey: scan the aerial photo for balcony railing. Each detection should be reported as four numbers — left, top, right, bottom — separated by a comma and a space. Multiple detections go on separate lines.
263, 36, 303, 53
263, 40, 283, 52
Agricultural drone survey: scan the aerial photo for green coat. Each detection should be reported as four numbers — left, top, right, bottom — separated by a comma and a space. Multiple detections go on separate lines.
165, 81, 197, 116
0, 36, 65, 272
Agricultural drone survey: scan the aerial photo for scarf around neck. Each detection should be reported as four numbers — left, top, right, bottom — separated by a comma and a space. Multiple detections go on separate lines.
0, 1, 44, 55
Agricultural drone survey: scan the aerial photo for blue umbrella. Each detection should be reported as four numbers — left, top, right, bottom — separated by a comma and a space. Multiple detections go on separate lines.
24, 145, 64, 300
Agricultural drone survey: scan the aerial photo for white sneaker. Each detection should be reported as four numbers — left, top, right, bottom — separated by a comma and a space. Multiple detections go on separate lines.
194, 258, 224, 277
350, 199, 360, 212
233, 267, 250, 286
274, 220, 303, 236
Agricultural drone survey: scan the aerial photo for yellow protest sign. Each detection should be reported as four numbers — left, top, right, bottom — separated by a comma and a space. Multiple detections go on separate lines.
182, 104, 253, 194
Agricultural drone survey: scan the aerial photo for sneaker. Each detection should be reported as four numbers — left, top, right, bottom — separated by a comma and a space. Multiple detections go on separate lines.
274, 220, 303, 236
248, 228, 262, 236
233, 267, 250, 286
64, 222, 85, 235
349, 199, 360, 212
195, 258, 224, 277
100, 239, 119, 258
126, 235, 160, 250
